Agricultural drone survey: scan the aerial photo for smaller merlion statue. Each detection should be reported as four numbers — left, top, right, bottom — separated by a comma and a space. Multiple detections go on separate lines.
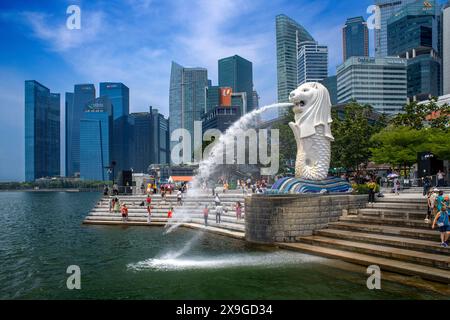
288, 82, 334, 181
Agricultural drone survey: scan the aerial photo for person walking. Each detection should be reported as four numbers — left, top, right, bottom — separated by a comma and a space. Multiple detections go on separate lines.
146, 194, 152, 216
215, 203, 223, 224
426, 190, 434, 224
423, 176, 431, 196
393, 178, 400, 195
203, 205, 209, 226
103, 185, 109, 196
432, 204, 449, 247
146, 203, 152, 224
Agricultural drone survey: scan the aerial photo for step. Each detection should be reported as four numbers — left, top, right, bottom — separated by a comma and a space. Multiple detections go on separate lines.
297, 235, 449, 270
277, 242, 450, 284
376, 198, 428, 204
367, 202, 427, 210
316, 229, 449, 255
86, 211, 245, 222
340, 216, 432, 230
182, 223, 245, 240
329, 221, 439, 242
356, 208, 426, 220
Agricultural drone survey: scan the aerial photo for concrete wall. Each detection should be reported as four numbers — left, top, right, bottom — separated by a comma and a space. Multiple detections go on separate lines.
245, 194, 368, 244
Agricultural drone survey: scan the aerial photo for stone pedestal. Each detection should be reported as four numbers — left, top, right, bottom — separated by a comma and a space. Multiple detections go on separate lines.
244, 194, 368, 244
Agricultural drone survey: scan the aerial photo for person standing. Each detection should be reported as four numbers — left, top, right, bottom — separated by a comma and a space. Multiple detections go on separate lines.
203, 205, 209, 226
426, 190, 434, 223
393, 178, 400, 195
121, 203, 129, 222
432, 204, 449, 247
437, 170, 445, 187
113, 197, 120, 213
177, 189, 183, 206
140, 183, 145, 195
214, 194, 221, 206
235, 201, 242, 220
423, 176, 431, 196
146, 194, 152, 216
167, 206, 173, 219
215, 203, 223, 224
367, 180, 376, 204
146, 203, 152, 224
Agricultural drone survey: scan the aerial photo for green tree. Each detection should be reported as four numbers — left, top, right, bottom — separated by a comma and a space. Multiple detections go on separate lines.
330, 102, 386, 172
370, 126, 429, 171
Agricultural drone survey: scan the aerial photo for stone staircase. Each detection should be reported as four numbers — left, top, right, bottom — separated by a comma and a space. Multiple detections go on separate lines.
279, 197, 450, 284
83, 192, 247, 239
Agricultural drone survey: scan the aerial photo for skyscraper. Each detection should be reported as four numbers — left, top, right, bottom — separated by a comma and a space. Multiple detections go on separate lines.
320, 76, 338, 105
169, 61, 208, 162
374, 0, 417, 58
128, 107, 170, 173
99, 82, 130, 174
387, 0, 441, 101
276, 14, 315, 104
65, 84, 95, 177
218, 55, 254, 113
342, 16, 369, 61
443, 2, 450, 95
297, 41, 328, 85
25, 80, 60, 181
337, 57, 407, 115
79, 97, 113, 181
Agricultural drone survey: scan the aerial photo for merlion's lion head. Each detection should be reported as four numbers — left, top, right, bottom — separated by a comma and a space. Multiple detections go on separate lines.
288, 82, 334, 140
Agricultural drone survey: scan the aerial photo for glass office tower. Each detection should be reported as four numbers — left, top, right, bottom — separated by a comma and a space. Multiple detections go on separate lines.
218, 55, 254, 113
297, 41, 328, 85
169, 61, 208, 162
65, 84, 95, 177
79, 97, 113, 181
342, 16, 369, 61
387, 0, 441, 100
99, 82, 130, 175
276, 14, 315, 104
25, 80, 60, 181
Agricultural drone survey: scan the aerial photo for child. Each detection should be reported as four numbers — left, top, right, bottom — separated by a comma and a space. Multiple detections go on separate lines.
146, 194, 152, 215
113, 197, 120, 213
235, 201, 242, 220
432, 204, 449, 247
121, 203, 129, 223
168, 207, 173, 219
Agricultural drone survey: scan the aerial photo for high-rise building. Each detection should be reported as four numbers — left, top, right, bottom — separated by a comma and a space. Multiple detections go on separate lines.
65, 84, 95, 177
99, 82, 130, 174
128, 107, 170, 173
337, 57, 407, 115
276, 14, 315, 104
320, 76, 338, 105
297, 41, 328, 85
342, 16, 369, 61
79, 97, 113, 181
25, 80, 60, 181
387, 0, 441, 101
218, 55, 254, 113
374, 0, 417, 57
252, 90, 260, 110
169, 62, 208, 162
443, 2, 450, 95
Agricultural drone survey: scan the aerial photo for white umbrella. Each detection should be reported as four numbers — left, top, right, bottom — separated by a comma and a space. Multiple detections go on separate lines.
387, 173, 399, 179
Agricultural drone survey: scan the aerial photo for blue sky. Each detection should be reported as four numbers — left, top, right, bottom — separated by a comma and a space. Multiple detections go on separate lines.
0, 0, 382, 181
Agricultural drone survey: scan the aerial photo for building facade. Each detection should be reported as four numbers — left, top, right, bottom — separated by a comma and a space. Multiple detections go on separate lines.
297, 41, 328, 85
128, 107, 170, 173
276, 14, 315, 104
202, 106, 242, 133
342, 16, 369, 61
218, 55, 254, 113
320, 75, 338, 105
337, 57, 407, 114
169, 61, 208, 162
25, 80, 60, 182
65, 84, 95, 177
374, 0, 417, 57
79, 97, 113, 181
99, 82, 130, 174
443, 3, 450, 95
387, 0, 441, 101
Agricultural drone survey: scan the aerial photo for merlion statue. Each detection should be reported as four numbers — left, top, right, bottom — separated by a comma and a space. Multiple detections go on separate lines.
288, 82, 334, 181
